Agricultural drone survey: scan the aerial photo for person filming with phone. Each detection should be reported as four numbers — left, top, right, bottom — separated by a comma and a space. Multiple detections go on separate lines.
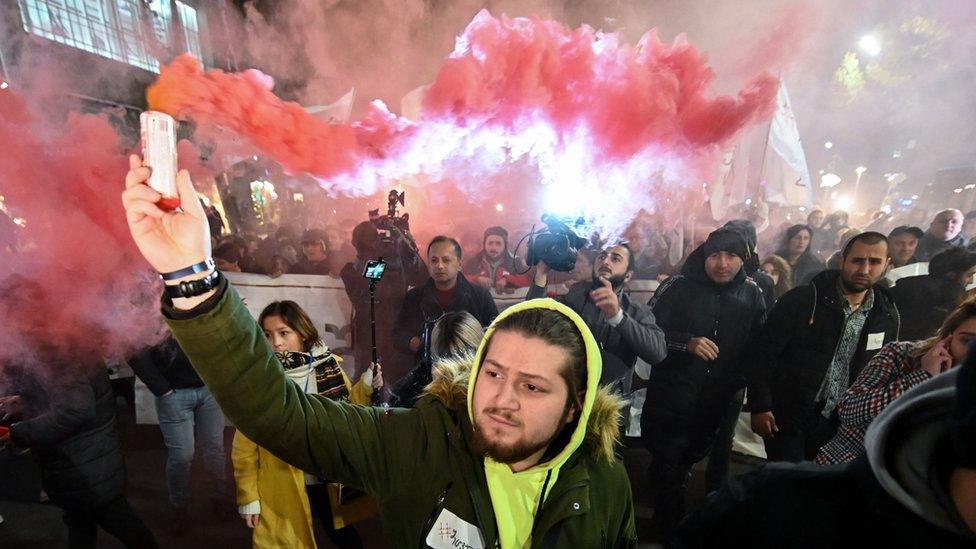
340, 220, 427, 384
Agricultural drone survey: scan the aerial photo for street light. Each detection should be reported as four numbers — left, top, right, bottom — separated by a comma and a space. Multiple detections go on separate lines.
859, 34, 882, 57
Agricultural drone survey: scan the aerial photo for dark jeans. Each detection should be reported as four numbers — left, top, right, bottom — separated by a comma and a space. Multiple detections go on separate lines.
306, 483, 363, 549
764, 404, 840, 462
705, 388, 746, 492
62, 495, 158, 549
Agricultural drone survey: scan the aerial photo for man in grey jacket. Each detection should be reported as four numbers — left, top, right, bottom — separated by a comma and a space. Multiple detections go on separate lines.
527, 243, 667, 385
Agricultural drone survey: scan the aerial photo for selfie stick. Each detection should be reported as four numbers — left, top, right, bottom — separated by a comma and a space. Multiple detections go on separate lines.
368, 257, 385, 406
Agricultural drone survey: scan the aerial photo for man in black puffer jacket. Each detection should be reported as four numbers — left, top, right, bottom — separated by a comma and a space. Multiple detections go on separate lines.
892, 246, 976, 341
641, 228, 766, 536
748, 232, 900, 463
0, 360, 157, 548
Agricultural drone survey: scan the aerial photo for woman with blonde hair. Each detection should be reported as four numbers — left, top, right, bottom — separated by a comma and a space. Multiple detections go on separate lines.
816, 297, 976, 464
234, 300, 382, 548
760, 254, 793, 301
390, 311, 485, 407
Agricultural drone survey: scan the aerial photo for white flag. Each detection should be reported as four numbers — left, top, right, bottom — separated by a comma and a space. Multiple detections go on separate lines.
763, 83, 812, 208
400, 84, 430, 121
305, 88, 356, 124
708, 147, 736, 220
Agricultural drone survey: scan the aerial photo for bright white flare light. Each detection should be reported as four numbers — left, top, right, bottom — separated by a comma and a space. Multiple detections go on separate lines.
835, 195, 854, 210
0, 81, 8, 90
824, 141, 833, 149
859, 35, 882, 57
495, 203, 504, 212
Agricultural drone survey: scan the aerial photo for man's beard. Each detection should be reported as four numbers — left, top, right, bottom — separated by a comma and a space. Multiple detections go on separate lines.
840, 275, 872, 293
592, 271, 626, 290
471, 406, 572, 465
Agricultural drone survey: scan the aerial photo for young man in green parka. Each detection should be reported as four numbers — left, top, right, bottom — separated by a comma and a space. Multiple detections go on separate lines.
121, 156, 637, 547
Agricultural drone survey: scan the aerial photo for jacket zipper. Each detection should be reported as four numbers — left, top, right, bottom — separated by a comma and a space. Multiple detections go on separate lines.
419, 482, 453, 549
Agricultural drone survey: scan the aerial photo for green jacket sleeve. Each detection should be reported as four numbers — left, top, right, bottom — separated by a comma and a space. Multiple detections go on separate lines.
164, 282, 427, 499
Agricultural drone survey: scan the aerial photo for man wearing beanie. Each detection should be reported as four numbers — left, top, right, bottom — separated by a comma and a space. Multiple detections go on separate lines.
722, 219, 776, 310
462, 226, 531, 291
640, 228, 766, 538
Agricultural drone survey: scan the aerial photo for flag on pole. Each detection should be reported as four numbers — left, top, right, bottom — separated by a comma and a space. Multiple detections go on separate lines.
762, 83, 812, 208
400, 84, 430, 121
305, 88, 356, 124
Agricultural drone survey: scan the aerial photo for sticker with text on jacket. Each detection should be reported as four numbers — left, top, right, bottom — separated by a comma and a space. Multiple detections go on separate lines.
866, 332, 886, 351
425, 507, 485, 549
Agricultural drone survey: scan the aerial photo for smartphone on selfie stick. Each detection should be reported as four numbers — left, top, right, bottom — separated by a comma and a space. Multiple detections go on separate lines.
362, 258, 387, 405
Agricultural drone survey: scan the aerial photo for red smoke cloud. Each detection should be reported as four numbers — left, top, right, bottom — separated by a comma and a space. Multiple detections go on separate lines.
424, 15, 777, 154
147, 57, 366, 178
148, 11, 777, 237
0, 88, 164, 366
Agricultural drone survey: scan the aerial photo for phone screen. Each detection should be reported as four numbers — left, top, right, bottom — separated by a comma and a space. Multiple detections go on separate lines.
363, 260, 387, 280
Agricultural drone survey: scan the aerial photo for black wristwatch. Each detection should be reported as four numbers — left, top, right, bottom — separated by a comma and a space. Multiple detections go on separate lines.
164, 270, 221, 299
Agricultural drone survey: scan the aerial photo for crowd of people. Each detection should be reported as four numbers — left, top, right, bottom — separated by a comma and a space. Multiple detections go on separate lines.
2, 161, 976, 548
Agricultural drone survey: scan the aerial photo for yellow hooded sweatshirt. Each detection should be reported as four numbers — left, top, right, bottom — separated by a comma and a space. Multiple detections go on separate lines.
466, 298, 603, 548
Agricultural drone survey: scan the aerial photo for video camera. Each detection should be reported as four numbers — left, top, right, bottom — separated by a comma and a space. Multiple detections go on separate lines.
526, 214, 588, 273
369, 190, 410, 243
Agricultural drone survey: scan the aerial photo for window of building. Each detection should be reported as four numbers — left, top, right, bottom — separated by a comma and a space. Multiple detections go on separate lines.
18, 0, 203, 73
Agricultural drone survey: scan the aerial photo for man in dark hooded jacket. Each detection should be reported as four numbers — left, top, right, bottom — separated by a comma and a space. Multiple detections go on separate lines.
0, 361, 158, 548
641, 228, 766, 535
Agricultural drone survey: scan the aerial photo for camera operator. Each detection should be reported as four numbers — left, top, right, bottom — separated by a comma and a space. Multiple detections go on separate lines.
393, 236, 498, 364
527, 243, 666, 385
340, 221, 427, 384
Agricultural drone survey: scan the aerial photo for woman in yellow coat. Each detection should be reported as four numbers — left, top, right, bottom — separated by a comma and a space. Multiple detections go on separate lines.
233, 300, 381, 548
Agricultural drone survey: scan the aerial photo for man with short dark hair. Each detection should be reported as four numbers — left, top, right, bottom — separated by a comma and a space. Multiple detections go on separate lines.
749, 232, 901, 462
917, 209, 965, 261
887, 225, 924, 268
893, 247, 976, 341
641, 228, 766, 535
393, 235, 498, 362
213, 242, 241, 272
528, 242, 666, 385
462, 226, 530, 291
